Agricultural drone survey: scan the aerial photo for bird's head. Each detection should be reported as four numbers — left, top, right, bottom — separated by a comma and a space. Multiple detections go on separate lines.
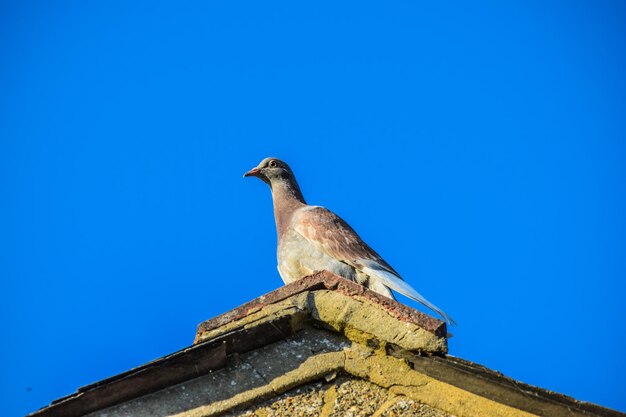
243, 157, 295, 185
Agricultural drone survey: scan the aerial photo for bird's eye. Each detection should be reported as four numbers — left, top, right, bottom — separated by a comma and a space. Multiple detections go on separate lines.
269, 160, 277, 168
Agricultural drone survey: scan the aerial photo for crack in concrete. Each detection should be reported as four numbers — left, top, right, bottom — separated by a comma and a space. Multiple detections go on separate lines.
388, 380, 430, 390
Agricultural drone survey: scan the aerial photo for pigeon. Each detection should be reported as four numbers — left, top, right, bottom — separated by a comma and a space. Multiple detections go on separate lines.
244, 157, 456, 325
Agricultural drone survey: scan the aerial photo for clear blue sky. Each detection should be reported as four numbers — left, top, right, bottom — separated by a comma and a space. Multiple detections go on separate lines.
1, 1, 625, 416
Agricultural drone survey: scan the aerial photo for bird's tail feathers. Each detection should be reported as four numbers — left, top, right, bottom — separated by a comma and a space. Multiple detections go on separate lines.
359, 260, 457, 326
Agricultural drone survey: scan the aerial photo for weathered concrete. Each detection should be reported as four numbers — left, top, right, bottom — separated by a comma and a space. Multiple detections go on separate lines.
84, 328, 349, 417
87, 326, 468, 417
195, 271, 446, 340
194, 288, 448, 355
30, 272, 625, 417
85, 324, 614, 417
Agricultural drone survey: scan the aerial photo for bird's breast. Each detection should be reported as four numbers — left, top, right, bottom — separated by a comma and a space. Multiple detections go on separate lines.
277, 229, 355, 284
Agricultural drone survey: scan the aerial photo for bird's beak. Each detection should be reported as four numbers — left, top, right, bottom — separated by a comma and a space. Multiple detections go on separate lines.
243, 167, 261, 178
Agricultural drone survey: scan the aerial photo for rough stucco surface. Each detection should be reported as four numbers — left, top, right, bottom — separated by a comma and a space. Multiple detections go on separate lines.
79, 322, 620, 417
87, 324, 535, 417
85, 328, 349, 417
225, 376, 450, 417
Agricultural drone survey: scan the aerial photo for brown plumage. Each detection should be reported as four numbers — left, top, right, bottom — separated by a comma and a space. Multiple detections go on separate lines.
294, 206, 400, 275
244, 157, 456, 325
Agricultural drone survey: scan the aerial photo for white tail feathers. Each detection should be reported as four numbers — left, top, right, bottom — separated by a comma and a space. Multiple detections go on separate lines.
360, 260, 457, 326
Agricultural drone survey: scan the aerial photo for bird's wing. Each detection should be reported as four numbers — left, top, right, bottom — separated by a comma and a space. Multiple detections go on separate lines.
293, 206, 397, 273
293, 206, 456, 325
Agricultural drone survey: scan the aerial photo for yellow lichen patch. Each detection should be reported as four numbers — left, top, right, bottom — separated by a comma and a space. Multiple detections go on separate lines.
343, 344, 537, 417
308, 290, 446, 353
345, 344, 430, 390
343, 327, 388, 354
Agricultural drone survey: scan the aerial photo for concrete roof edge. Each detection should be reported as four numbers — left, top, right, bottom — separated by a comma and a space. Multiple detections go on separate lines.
195, 270, 447, 340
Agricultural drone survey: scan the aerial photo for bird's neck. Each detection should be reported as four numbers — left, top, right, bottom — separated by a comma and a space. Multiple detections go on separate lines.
270, 177, 306, 237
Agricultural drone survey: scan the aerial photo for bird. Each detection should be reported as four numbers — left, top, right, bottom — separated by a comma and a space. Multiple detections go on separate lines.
244, 157, 456, 325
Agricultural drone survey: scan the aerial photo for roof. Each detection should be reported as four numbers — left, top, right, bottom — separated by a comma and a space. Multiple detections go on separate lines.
194, 271, 448, 350
28, 271, 624, 417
